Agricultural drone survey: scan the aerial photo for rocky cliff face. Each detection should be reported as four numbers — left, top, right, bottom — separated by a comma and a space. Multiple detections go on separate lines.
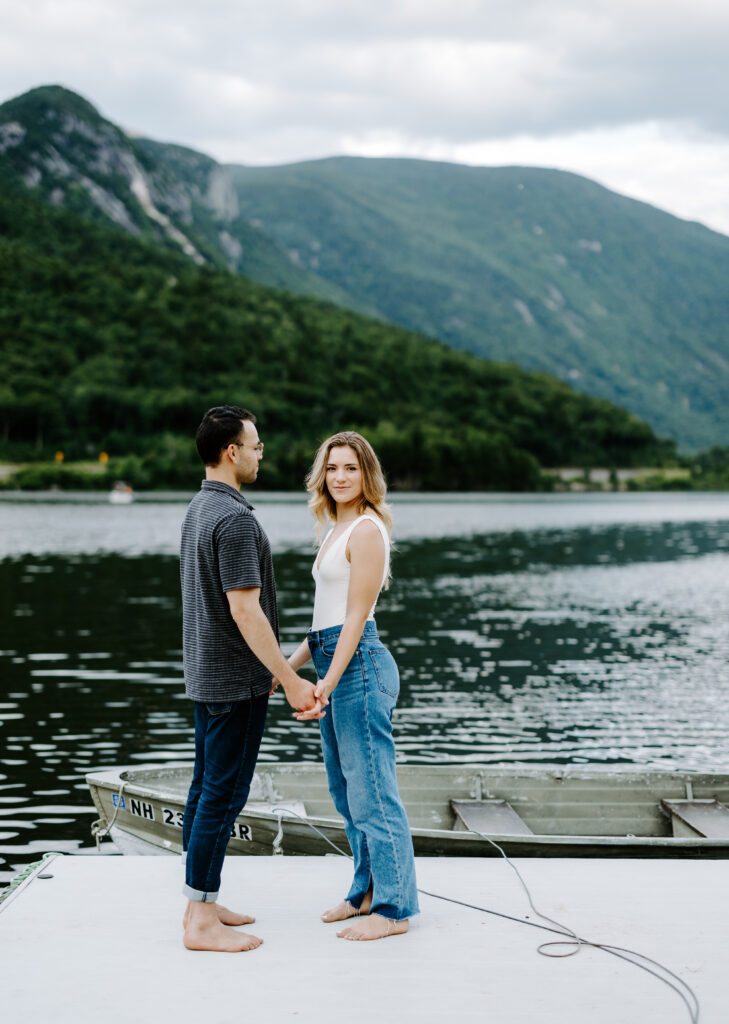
0, 88, 208, 261
0, 86, 347, 301
0, 86, 268, 273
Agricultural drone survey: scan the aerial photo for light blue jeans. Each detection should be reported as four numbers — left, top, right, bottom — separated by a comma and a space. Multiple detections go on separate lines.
308, 621, 419, 921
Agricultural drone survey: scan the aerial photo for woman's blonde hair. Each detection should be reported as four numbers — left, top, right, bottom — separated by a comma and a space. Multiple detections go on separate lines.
306, 430, 393, 546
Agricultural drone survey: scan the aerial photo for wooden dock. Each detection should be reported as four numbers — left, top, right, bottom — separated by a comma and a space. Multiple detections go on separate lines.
1, 854, 725, 1022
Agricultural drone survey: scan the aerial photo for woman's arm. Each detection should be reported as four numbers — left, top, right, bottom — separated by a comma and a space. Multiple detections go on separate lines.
296, 520, 385, 720
288, 638, 312, 671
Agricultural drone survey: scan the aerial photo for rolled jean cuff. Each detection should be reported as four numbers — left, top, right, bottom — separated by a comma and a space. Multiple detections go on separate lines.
182, 882, 219, 903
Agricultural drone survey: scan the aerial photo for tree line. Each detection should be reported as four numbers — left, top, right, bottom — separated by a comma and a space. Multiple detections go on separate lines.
0, 182, 677, 491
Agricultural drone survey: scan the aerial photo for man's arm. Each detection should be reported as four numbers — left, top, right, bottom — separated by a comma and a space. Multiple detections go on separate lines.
226, 587, 322, 714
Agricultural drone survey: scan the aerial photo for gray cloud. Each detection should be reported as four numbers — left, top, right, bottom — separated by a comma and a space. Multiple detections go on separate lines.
2, 1, 728, 149
1, 1, 728, 232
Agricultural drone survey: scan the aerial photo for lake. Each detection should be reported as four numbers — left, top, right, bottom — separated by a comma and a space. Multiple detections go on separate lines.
2, 491, 729, 882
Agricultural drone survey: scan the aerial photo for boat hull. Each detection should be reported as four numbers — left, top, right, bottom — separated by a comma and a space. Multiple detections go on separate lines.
86, 762, 729, 859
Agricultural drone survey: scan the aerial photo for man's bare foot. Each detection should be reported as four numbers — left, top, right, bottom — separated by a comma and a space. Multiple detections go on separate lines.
321, 889, 372, 923
183, 901, 255, 929
337, 914, 409, 941
183, 902, 262, 952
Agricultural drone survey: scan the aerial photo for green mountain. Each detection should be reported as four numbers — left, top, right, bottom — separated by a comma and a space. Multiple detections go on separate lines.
0, 85, 350, 304
3, 85, 728, 449
0, 181, 673, 490
229, 158, 729, 450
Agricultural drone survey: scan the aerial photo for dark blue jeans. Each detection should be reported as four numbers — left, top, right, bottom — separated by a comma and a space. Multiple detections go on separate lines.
182, 693, 268, 901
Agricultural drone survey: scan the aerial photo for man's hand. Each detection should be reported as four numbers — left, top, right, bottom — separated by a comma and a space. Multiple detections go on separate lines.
282, 674, 325, 715
294, 700, 326, 721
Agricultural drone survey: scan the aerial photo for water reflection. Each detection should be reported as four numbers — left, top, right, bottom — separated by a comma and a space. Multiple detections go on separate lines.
2, 507, 729, 880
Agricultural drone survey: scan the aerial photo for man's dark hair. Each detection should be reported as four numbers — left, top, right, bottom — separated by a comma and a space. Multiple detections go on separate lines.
195, 406, 256, 466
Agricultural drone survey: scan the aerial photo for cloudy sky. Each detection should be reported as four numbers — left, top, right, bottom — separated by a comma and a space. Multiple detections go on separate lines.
2, 0, 728, 233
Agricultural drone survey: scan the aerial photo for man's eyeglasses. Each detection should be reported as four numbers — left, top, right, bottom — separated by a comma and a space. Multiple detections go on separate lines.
231, 441, 264, 453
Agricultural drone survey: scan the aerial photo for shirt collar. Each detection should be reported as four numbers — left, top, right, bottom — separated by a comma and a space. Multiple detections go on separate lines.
200, 480, 255, 510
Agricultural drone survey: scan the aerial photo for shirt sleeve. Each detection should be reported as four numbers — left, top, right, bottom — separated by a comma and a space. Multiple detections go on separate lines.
215, 513, 262, 592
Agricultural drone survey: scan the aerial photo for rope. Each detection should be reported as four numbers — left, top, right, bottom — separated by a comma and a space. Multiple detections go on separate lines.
272, 811, 285, 855
0, 852, 58, 908
270, 806, 700, 1024
90, 780, 126, 850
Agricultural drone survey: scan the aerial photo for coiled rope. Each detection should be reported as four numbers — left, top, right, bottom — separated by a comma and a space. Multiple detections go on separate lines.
271, 806, 700, 1024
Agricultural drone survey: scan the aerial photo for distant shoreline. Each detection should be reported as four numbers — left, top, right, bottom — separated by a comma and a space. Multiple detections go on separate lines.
0, 463, 709, 494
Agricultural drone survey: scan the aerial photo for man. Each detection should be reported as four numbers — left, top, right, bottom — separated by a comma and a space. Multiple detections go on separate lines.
180, 405, 319, 952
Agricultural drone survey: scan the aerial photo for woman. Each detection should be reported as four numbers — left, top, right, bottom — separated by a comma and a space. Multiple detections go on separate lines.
287, 431, 419, 941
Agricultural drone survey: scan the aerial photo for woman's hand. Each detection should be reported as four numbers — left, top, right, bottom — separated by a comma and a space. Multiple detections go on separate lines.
315, 676, 336, 705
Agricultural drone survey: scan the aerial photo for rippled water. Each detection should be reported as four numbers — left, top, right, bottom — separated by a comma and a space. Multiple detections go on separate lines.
2, 492, 729, 881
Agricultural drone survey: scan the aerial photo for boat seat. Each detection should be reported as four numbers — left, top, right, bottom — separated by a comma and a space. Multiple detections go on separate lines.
450, 799, 533, 836
661, 798, 729, 839
246, 800, 307, 818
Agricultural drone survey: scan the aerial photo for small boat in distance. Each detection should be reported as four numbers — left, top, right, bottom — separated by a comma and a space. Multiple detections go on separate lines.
109, 481, 134, 504
86, 762, 729, 859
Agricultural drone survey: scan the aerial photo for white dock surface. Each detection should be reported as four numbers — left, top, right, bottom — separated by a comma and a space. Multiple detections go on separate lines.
1, 854, 725, 1023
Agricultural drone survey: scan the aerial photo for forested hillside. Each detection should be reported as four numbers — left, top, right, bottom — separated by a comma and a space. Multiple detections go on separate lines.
230, 157, 729, 449
0, 183, 674, 490
2, 86, 728, 450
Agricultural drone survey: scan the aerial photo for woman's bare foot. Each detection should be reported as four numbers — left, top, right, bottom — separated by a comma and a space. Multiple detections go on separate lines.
337, 913, 409, 941
183, 901, 255, 929
183, 902, 262, 952
321, 888, 372, 922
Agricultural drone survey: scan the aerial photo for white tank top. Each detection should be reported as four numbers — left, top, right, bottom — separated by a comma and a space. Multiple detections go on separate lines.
311, 513, 390, 630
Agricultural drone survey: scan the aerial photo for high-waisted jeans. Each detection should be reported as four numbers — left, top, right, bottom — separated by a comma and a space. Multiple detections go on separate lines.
308, 621, 419, 921
181, 693, 268, 901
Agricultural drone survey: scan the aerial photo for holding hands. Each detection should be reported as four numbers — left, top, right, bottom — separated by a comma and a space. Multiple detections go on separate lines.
272, 670, 327, 720
294, 675, 334, 721
274, 637, 328, 721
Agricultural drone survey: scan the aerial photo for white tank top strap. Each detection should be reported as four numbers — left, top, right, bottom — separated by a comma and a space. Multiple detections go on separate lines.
347, 513, 390, 580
